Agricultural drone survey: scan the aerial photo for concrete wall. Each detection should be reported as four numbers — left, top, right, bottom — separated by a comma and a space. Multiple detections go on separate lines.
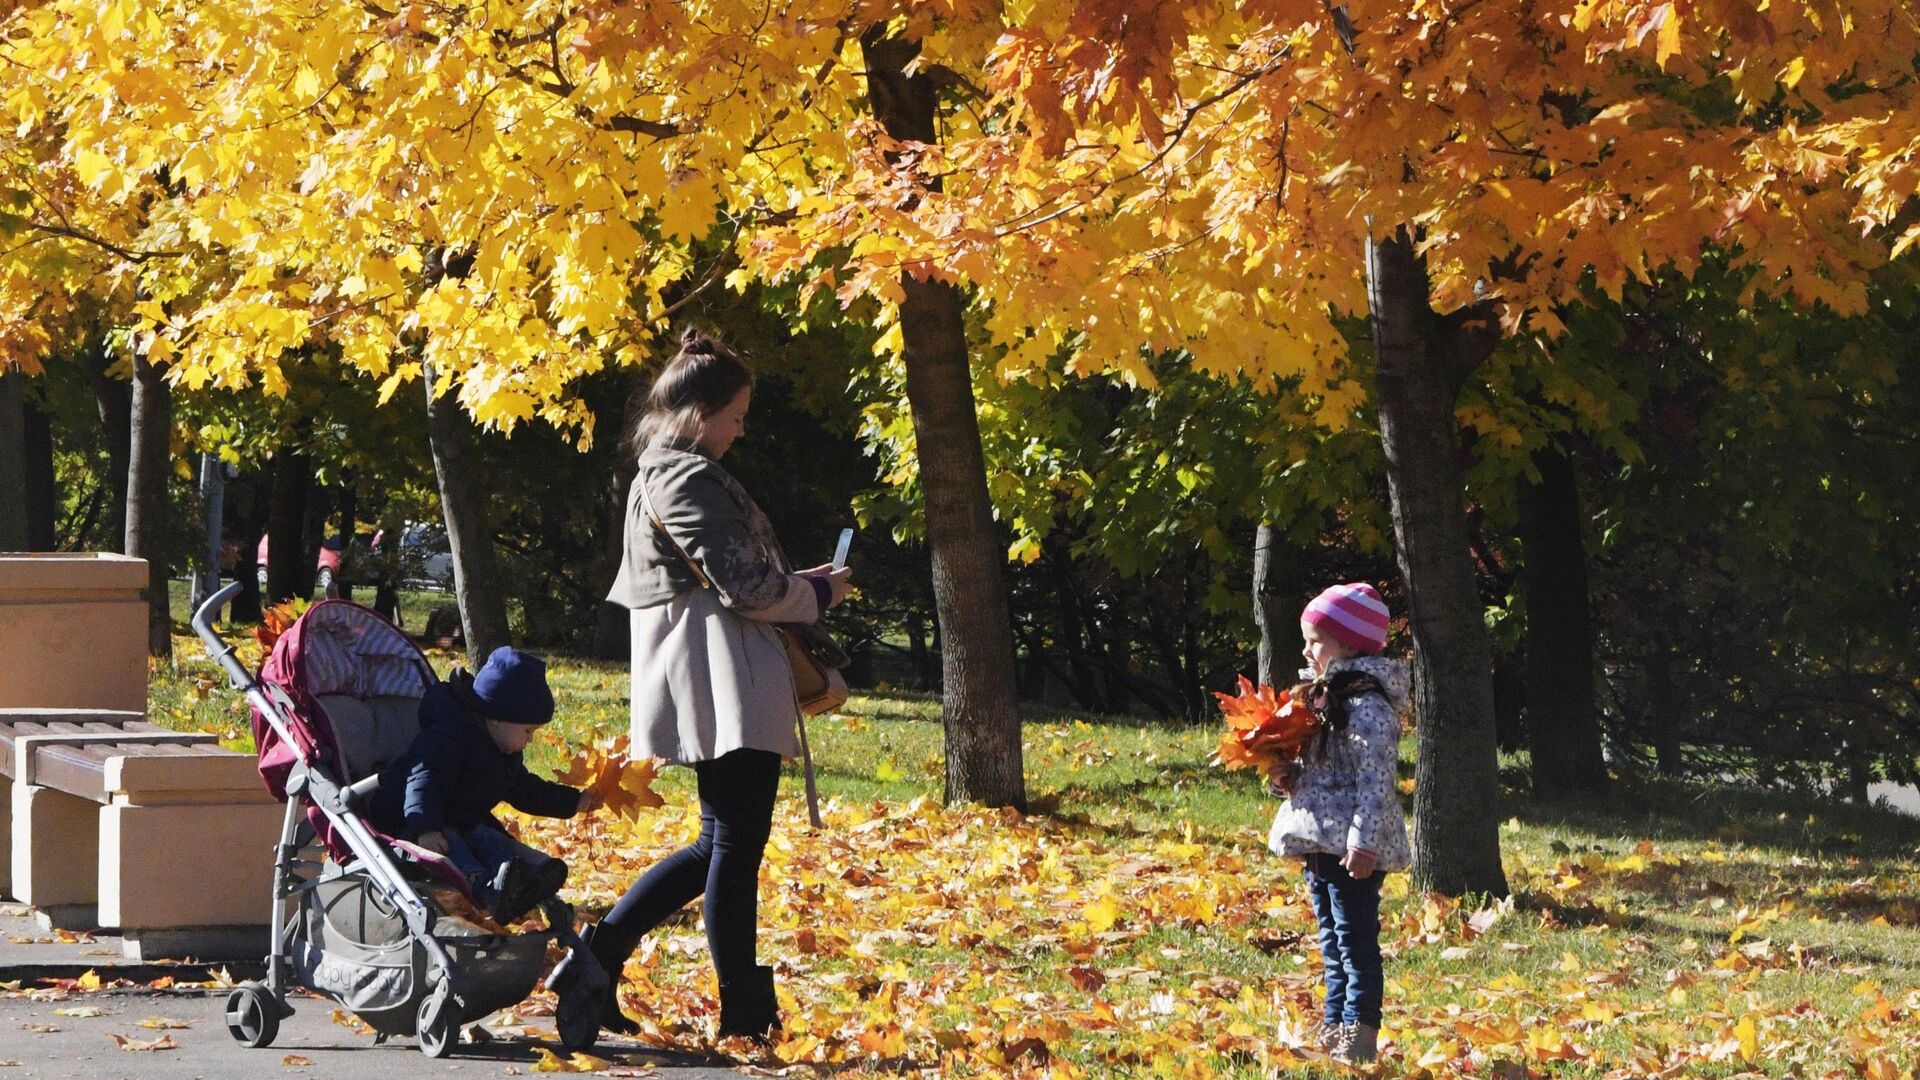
0, 553, 149, 713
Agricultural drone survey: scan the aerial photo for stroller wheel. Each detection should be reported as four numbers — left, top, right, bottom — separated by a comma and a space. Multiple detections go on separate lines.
225, 983, 280, 1048
416, 981, 460, 1059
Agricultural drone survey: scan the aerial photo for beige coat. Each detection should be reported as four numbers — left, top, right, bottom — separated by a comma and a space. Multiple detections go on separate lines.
608, 442, 819, 764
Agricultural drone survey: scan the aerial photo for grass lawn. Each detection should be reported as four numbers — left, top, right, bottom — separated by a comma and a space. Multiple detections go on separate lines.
144, 598, 1920, 1077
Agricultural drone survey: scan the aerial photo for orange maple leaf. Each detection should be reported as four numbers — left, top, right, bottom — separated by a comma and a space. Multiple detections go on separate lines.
559, 736, 665, 819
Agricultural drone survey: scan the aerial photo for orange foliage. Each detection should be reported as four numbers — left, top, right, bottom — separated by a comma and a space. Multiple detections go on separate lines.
1212, 675, 1321, 773
250, 600, 304, 652
556, 735, 665, 821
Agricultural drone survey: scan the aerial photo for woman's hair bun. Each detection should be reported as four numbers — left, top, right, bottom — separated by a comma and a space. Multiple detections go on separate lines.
680, 326, 714, 355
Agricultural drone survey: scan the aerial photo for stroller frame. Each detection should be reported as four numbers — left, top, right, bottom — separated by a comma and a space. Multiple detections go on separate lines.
191, 583, 602, 1057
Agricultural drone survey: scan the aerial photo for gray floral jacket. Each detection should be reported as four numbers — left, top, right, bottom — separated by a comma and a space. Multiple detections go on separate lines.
607, 441, 816, 618
1267, 655, 1413, 871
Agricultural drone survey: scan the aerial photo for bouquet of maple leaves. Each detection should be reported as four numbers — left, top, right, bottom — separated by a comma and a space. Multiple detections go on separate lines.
1211, 675, 1323, 774
555, 734, 666, 820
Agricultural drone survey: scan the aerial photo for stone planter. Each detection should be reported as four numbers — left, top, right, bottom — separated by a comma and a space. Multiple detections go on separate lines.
0, 553, 149, 713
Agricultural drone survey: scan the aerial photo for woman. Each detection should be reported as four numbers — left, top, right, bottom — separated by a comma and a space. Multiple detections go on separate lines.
585, 326, 852, 1042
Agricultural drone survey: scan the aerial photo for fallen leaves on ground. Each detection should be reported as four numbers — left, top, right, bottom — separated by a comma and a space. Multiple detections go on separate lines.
503, 786, 1920, 1078
530, 1047, 616, 1072
107, 1033, 179, 1051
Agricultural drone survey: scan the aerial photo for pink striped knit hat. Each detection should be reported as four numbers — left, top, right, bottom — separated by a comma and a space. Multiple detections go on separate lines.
1302, 582, 1391, 655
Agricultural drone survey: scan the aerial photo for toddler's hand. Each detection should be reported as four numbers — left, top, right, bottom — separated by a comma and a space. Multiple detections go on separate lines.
414, 830, 449, 855
1265, 760, 1299, 798
577, 789, 603, 815
1341, 847, 1378, 880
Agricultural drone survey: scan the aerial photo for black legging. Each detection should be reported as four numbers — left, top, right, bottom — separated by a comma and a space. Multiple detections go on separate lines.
600, 747, 780, 983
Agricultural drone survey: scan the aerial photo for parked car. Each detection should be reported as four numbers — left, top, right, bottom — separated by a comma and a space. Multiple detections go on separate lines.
256, 535, 346, 597
397, 522, 454, 590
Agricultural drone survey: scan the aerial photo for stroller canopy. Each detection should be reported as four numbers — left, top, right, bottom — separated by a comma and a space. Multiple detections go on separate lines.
254, 601, 436, 800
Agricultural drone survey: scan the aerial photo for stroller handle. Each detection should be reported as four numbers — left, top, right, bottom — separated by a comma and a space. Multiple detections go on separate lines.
192, 581, 255, 692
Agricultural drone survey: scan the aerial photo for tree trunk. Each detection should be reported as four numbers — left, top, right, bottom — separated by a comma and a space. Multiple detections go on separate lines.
79, 340, 131, 551
1253, 522, 1308, 689
1045, 537, 1102, 708
125, 355, 174, 657
1364, 226, 1507, 898
335, 480, 357, 600
863, 29, 1025, 809
424, 365, 511, 666
190, 452, 226, 614
267, 447, 312, 603
24, 382, 57, 551
593, 431, 640, 660
1518, 444, 1608, 796
1648, 650, 1684, 776
0, 368, 26, 549
230, 471, 266, 623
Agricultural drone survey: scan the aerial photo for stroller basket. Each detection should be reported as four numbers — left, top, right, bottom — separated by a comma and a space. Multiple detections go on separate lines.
297, 869, 546, 1035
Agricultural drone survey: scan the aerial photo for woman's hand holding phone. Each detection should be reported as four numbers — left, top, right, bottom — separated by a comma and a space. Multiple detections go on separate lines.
797, 563, 855, 607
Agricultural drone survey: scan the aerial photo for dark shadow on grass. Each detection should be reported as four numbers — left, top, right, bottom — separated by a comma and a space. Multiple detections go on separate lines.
1500, 778, 1920, 861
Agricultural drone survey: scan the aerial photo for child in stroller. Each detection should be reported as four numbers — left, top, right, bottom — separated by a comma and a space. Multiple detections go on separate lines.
370, 646, 602, 924
191, 588, 613, 1058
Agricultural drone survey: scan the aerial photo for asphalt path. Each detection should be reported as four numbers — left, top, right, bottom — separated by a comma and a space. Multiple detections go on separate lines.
0, 905, 746, 1079
0, 987, 755, 1078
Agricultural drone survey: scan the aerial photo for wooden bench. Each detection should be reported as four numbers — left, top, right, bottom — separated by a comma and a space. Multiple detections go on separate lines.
0, 708, 282, 960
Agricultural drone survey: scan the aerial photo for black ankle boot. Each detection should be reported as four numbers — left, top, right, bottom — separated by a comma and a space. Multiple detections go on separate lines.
582, 923, 642, 1036
716, 965, 779, 1042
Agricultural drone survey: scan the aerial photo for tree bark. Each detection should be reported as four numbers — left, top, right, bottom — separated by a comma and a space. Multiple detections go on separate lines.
229, 471, 266, 623
79, 339, 131, 552
864, 27, 1026, 810
1045, 537, 1102, 708
1364, 226, 1508, 898
24, 382, 57, 551
0, 369, 26, 550
266, 446, 313, 603
593, 424, 640, 660
334, 479, 357, 600
1648, 650, 1684, 776
1518, 444, 1609, 796
424, 364, 511, 666
190, 452, 226, 614
125, 355, 174, 657
1253, 522, 1308, 689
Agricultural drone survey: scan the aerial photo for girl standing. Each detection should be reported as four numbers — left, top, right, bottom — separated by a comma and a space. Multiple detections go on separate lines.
1267, 582, 1411, 1065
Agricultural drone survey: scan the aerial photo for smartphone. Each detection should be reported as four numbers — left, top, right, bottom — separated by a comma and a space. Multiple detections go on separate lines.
832, 528, 854, 571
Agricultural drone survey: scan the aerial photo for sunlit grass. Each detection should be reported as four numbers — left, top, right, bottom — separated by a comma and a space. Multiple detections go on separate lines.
147, 602, 1920, 1076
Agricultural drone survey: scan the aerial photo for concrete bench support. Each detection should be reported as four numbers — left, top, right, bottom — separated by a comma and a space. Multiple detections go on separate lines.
98, 753, 281, 961
9, 783, 102, 928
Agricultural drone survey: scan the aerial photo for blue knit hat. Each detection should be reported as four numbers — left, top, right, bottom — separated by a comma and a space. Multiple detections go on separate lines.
461, 647, 554, 725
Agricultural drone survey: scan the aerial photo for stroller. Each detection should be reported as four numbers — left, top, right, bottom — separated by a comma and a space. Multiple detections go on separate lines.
192, 584, 607, 1057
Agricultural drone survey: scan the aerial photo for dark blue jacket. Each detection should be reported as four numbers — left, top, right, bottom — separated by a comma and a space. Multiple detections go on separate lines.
370, 679, 579, 839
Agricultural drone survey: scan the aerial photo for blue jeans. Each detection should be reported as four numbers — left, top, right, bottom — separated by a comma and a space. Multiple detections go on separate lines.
1305, 853, 1384, 1027
442, 824, 557, 892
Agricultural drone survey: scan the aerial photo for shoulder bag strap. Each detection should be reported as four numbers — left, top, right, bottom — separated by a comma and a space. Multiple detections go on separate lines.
637, 471, 824, 830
